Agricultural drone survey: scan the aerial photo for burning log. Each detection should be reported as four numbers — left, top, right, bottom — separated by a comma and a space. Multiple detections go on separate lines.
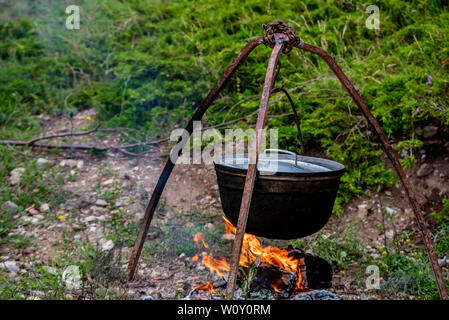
188, 251, 334, 299
237, 251, 332, 296
241, 262, 297, 296
304, 253, 332, 289
189, 217, 335, 299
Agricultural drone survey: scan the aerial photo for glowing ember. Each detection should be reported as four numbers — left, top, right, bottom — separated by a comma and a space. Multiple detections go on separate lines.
191, 216, 306, 294
270, 278, 284, 293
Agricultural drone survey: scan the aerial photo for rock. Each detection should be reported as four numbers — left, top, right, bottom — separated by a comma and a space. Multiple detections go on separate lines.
36, 158, 53, 167
31, 290, 45, 297
2, 201, 19, 215
114, 200, 123, 207
60, 159, 78, 168
22, 216, 39, 224
95, 199, 108, 207
290, 290, 340, 300
140, 295, 154, 300
438, 257, 448, 267
222, 234, 235, 241
204, 223, 216, 232
10, 167, 25, 185
39, 203, 50, 213
385, 230, 394, 240
76, 196, 90, 209
102, 240, 114, 251
357, 201, 374, 218
43, 266, 58, 275
76, 160, 84, 170
416, 163, 433, 177
422, 126, 438, 139
179, 253, 186, 259
357, 203, 368, 217
0, 261, 20, 273
102, 179, 114, 186
83, 216, 97, 223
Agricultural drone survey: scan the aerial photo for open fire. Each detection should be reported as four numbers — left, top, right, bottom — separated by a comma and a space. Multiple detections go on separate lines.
192, 216, 307, 296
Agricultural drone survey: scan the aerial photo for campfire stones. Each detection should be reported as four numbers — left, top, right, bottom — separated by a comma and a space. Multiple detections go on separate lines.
290, 290, 340, 300
185, 286, 340, 301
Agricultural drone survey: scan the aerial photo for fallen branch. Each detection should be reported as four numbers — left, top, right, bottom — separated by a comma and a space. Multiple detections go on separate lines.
1, 122, 104, 146
1, 141, 153, 157
0, 77, 326, 157
0, 110, 301, 157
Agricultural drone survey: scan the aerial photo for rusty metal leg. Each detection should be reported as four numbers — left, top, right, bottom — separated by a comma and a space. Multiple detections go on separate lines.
296, 42, 448, 299
225, 37, 286, 299
126, 37, 264, 281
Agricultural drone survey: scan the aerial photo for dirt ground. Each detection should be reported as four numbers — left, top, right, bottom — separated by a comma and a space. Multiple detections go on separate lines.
2, 108, 449, 300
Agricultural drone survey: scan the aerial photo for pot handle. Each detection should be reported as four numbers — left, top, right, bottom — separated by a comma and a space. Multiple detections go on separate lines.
262, 148, 300, 168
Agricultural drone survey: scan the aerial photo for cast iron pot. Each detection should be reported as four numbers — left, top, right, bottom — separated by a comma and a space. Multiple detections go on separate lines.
213, 149, 345, 239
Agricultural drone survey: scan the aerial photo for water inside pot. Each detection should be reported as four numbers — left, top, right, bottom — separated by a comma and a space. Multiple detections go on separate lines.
215, 155, 332, 174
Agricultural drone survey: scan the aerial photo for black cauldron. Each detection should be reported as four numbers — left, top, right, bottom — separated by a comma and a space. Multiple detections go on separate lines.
213, 149, 345, 239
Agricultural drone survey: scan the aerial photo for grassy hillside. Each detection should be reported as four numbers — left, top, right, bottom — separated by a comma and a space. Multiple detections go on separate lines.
1, 0, 449, 208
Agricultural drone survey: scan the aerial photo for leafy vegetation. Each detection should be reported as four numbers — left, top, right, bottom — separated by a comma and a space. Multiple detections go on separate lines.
1, 0, 449, 206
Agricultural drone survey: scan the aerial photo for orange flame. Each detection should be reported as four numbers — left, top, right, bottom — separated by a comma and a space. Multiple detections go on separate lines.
194, 281, 217, 294
270, 278, 284, 293
191, 217, 305, 294
201, 252, 230, 276
193, 232, 209, 249
222, 216, 305, 293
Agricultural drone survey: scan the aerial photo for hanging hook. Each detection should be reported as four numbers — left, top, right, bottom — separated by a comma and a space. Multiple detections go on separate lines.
271, 86, 305, 155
